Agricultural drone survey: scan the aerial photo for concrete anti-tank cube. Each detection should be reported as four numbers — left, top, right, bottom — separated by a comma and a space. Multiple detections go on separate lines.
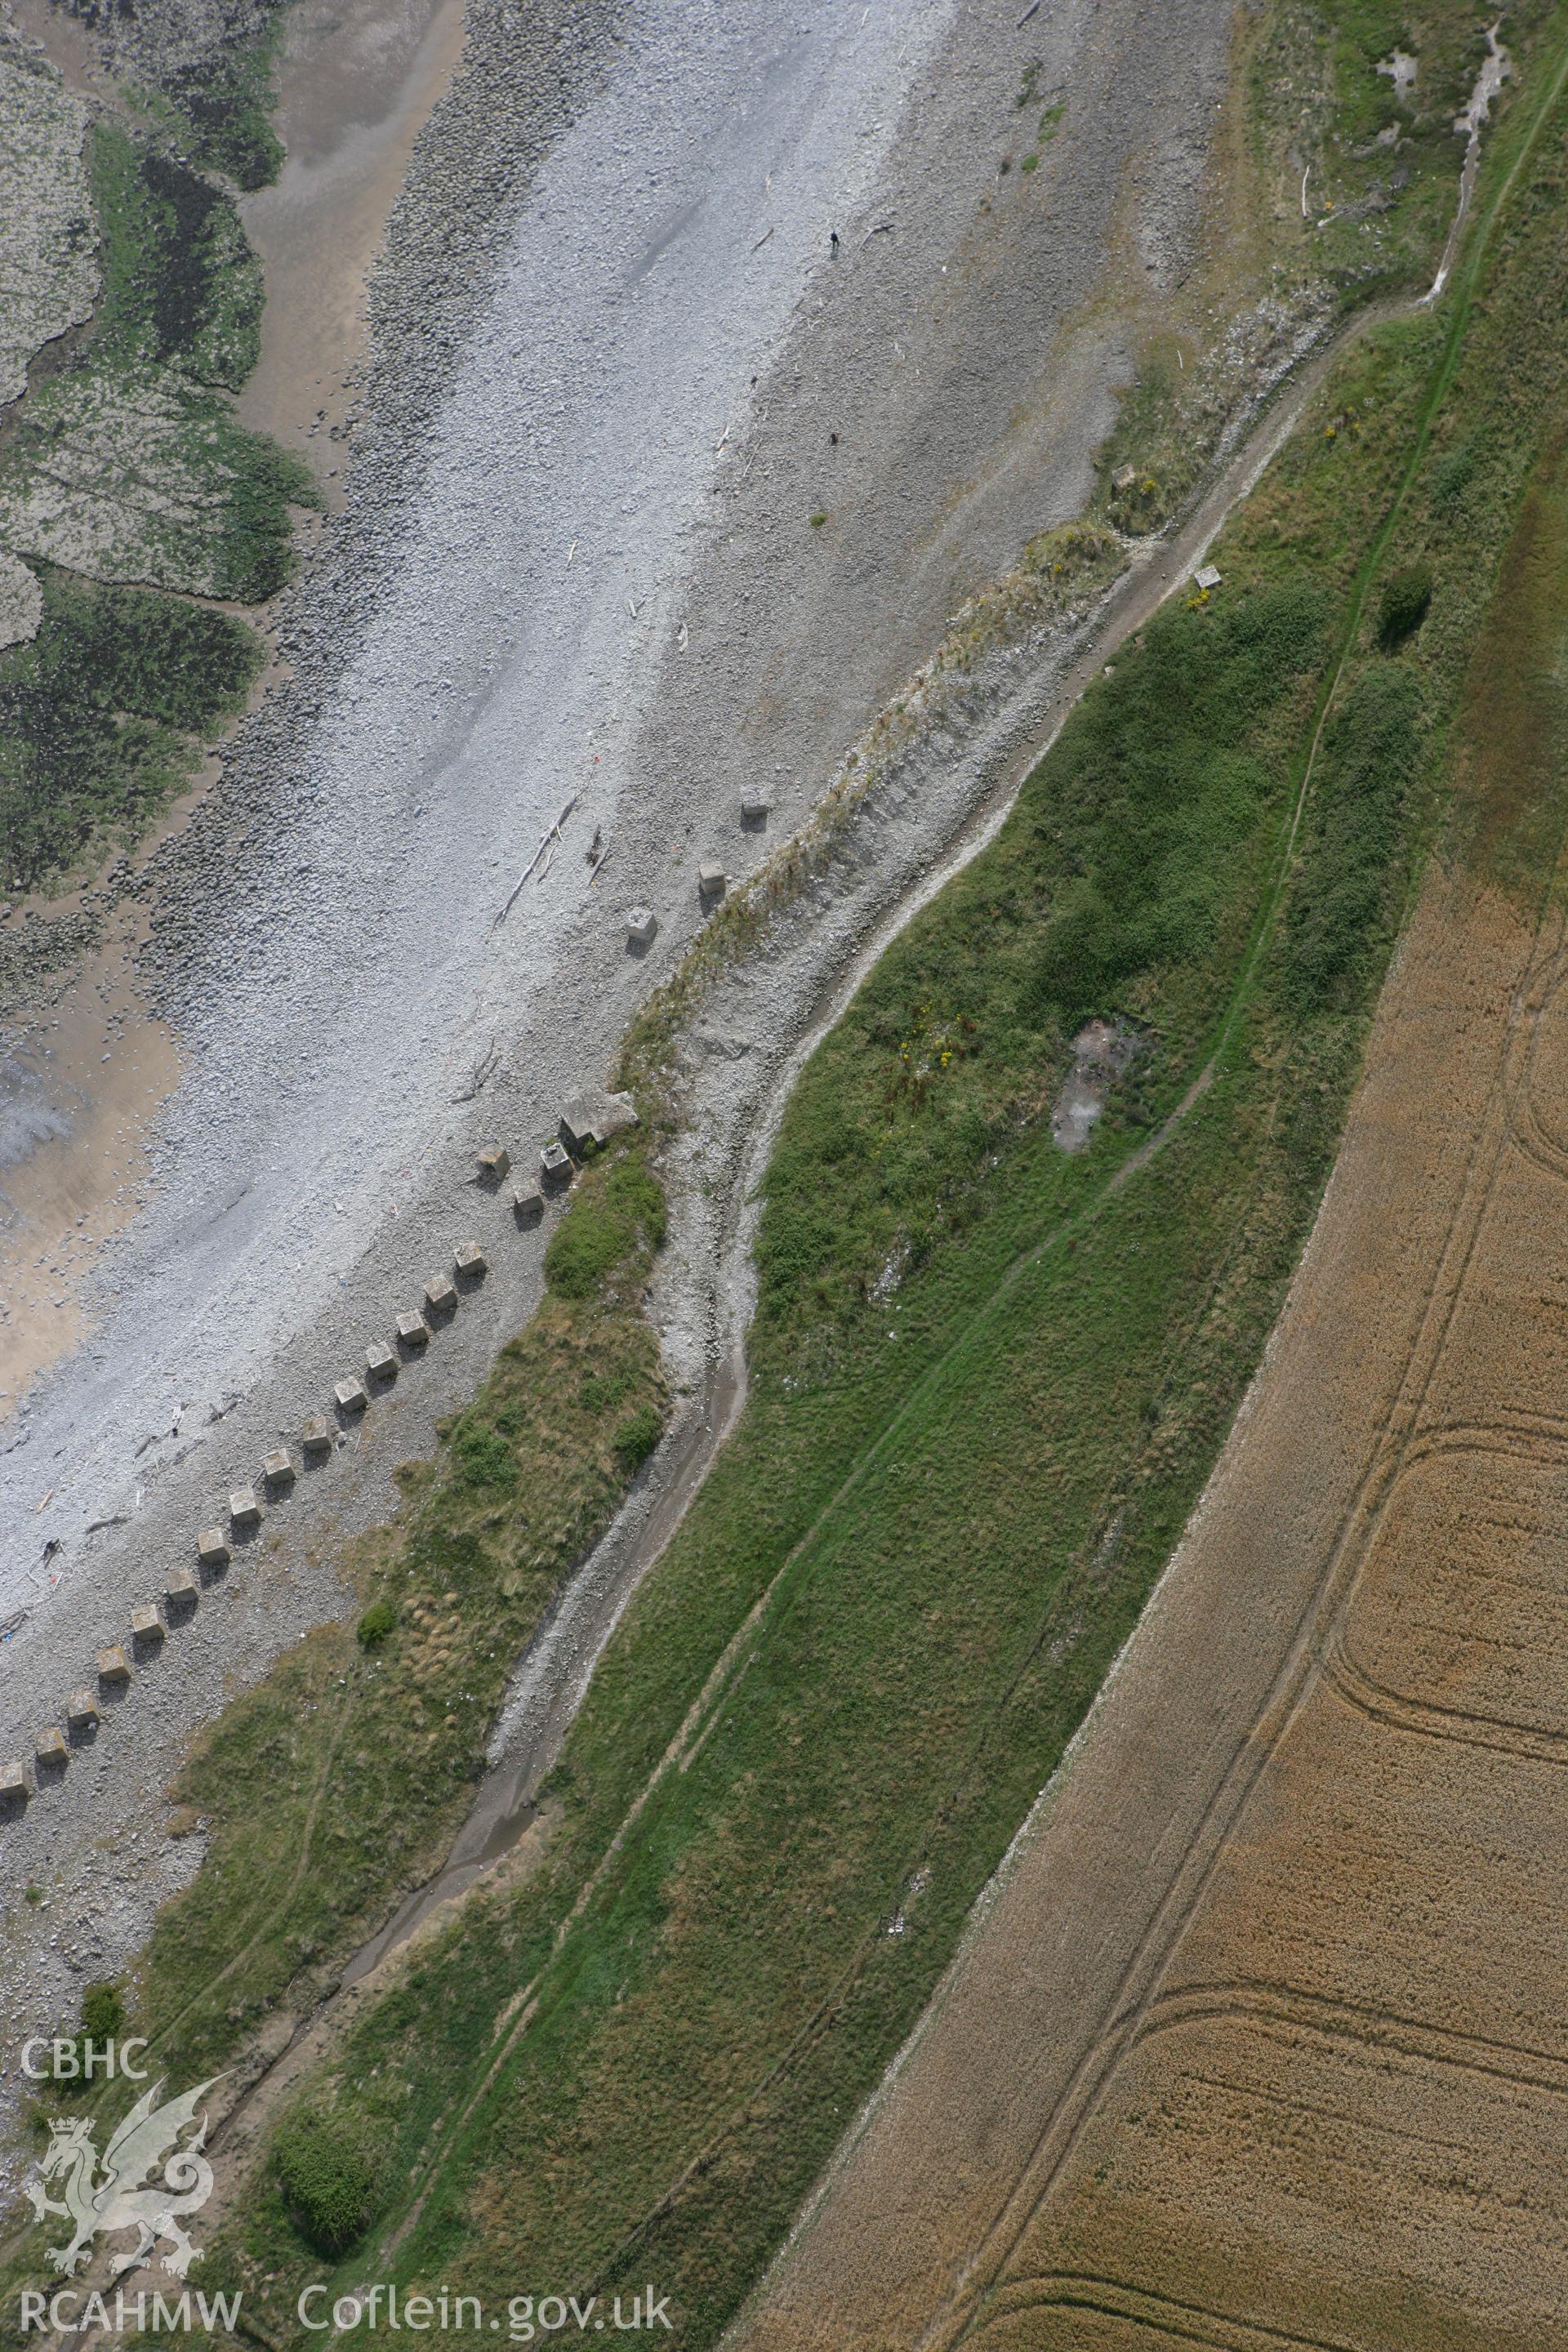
35, 1726, 67, 1766
130, 1604, 163, 1642
626, 906, 657, 947
697, 861, 726, 898
67, 1688, 99, 1729
301, 1415, 334, 1455
424, 1273, 457, 1315
477, 1144, 511, 1181
513, 1182, 544, 1225
455, 1241, 487, 1278
335, 1376, 368, 1414
229, 1486, 261, 1529
166, 1566, 198, 1604
540, 1139, 572, 1186
397, 1311, 430, 1348
1194, 564, 1222, 592
559, 1094, 639, 1157
0, 1761, 26, 1800
198, 1526, 230, 1570
97, 1646, 131, 1685
1111, 461, 1138, 492
740, 798, 770, 825
263, 1447, 296, 1488
366, 1340, 398, 1381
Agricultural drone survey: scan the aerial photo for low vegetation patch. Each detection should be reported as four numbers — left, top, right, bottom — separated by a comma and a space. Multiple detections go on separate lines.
0, 568, 262, 889
89, 122, 264, 389
0, 95, 312, 898
273, 2109, 384, 2259
544, 1155, 666, 1302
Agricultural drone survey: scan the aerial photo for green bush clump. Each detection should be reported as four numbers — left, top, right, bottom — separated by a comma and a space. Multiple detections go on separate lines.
1285, 660, 1419, 1012
356, 1601, 397, 1649
614, 1404, 663, 1471
452, 1418, 516, 1490
1377, 560, 1433, 648
580, 1368, 634, 1415
274, 2110, 381, 2256
545, 1156, 666, 1300
45, 1983, 128, 2081
80, 1983, 125, 2043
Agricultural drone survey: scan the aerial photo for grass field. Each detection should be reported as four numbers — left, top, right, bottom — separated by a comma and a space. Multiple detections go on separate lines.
7, 2, 1566, 2344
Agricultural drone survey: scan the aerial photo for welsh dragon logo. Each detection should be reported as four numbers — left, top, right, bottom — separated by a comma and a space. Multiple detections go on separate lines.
23, 2077, 221, 2278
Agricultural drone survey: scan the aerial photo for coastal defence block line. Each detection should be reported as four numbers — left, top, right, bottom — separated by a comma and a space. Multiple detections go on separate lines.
0, 1091, 639, 1812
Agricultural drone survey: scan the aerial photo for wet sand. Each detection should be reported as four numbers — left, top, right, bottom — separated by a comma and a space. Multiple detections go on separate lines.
4, 0, 106, 100
0, 927, 180, 1420
238, 0, 469, 487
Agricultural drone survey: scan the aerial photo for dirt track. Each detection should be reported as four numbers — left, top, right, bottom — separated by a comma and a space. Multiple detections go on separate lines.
729, 833, 1568, 2342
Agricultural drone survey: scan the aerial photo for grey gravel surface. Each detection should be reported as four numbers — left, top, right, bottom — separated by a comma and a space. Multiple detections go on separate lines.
0, 0, 1242, 2170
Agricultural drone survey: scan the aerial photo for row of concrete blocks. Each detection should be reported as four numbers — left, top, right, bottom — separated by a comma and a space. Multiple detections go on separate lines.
196, 1237, 492, 1563
1, 1237, 494, 1806
621, 804, 772, 949
2, 1094, 639, 1807
477, 1092, 638, 1219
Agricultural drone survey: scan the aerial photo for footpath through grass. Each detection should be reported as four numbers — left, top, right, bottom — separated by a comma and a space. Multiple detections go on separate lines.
49, 12, 1561, 2349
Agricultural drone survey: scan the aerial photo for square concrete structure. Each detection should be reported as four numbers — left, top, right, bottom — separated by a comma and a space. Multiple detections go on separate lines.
454, 1241, 487, 1277
513, 1183, 544, 1225
396, 1311, 430, 1348
540, 1138, 572, 1185
198, 1526, 231, 1570
229, 1486, 261, 1529
301, 1415, 334, 1455
97, 1646, 131, 1684
740, 798, 771, 824
559, 1092, 639, 1157
130, 1604, 163, 1642
1194, 564, 1222, 592
424, 1273, 457, 1314
1111, 461, 1138, 491
697, 861, 726, 898
335, 1376, 369, 1413
477, 1144, 511, 1181
67, 1688, 99, 1730
263, 1447, 296, 1487
626, 906, 657, 947
0, 1762, 25, 1799
366, 1340, 398, 1380
167, 1566, 199, 1603
35, 1727, 67, 1766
